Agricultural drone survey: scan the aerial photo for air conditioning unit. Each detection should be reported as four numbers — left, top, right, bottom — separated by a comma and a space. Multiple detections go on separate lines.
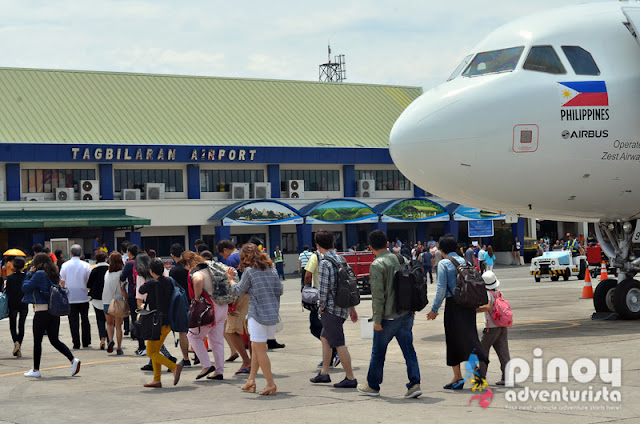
231, 183, 249, 199
80, 180, 99, 201
122, 189, 141, 200
55, 187, 75, 201
25, 194, 46, 202
252, 182, 271, 199
145, 183, 165, 200
357, 179, 376, 198
286, 180, 304, 199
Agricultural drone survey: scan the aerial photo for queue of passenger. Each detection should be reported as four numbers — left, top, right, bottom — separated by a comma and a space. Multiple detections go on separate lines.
0, 230, 513, 397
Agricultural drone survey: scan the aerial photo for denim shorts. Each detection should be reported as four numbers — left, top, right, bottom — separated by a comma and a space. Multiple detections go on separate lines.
103, 304, 110, 315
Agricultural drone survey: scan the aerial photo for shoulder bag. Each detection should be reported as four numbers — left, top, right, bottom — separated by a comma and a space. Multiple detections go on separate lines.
108, 280, 130, 318
136, 282, 163, 341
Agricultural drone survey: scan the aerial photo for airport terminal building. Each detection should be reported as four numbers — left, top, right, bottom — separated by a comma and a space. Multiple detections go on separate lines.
0, 67, 532, 267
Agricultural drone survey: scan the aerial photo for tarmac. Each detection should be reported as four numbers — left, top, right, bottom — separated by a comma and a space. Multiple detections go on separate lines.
0, 265, 638, 424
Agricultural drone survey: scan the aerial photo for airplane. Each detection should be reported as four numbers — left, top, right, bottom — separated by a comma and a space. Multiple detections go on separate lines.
389, 1, 640, 319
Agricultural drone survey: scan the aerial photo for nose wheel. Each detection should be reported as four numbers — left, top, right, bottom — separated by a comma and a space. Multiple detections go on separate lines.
593, 279, 617, 312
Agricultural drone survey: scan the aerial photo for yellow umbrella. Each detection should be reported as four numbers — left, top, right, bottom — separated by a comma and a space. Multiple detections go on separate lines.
3, 248, 26, 256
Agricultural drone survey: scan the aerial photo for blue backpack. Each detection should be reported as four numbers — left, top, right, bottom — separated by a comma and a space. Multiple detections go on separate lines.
48, 284, 70, 316
0, 292, 8, 320
168, 277, 190, 333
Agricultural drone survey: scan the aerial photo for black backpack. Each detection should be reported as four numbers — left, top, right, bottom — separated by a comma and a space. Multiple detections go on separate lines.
393, 253, 428, 313
446, 256, 488, 309
324, 256, 360, 308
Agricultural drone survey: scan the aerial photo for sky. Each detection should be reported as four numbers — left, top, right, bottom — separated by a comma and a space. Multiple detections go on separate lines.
0, 0, 607, 91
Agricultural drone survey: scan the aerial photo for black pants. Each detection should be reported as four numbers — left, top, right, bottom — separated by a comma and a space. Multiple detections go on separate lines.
9, 308, 28, 344
129, 295, 145, 350
93, 305, 107, 340
68, 302, 91, 348
33, 311, 74, 370
300, 269, 307, 287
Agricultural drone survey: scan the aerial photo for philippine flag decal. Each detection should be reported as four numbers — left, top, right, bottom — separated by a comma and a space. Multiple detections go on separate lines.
558, 81, 608, 107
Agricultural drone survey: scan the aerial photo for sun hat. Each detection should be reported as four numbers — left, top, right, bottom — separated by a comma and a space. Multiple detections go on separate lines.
482, 270, 500, 290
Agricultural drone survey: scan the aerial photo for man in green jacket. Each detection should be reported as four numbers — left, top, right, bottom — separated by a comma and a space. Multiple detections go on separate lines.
357, 230, 422, 399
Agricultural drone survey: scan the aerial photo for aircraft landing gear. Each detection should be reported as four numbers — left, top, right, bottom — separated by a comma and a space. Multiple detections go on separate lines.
595, 221, 640, 319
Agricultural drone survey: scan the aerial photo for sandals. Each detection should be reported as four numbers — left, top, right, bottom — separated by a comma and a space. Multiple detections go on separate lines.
235, 367, 251, 375
259, 385, 277, 396
443, 379, 464, 390
225, 353, 239, 362
241, 379, 256, 393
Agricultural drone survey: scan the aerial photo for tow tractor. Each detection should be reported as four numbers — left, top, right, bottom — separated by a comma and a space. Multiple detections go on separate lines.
530, 250, 587, 282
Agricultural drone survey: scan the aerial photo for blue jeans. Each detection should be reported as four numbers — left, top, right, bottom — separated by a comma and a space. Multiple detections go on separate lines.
367, 313, 420, 390
275, 262, 285, 279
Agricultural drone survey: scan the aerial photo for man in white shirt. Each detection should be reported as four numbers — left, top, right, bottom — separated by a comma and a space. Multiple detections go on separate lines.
60, 244, 92, 349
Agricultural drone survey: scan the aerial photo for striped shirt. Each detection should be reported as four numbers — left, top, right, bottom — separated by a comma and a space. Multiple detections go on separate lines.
231, 267, 283, 326
299, 250, 312, 269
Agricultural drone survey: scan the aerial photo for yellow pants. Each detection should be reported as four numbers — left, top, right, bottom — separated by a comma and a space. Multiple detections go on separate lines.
146, 325, 176, 382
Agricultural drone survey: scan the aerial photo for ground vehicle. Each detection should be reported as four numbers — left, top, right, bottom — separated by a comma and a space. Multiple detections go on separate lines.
530, 251, 586, 282
338, 251, 375, 294
523, 237, 539, 264
586, 244, 617, 278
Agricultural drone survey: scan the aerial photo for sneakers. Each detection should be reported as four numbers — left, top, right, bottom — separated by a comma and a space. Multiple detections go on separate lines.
135, 348, 147, 356
24, 369, 41, 378
267, 340, 285, 349
141, 363, 154, 371
107, 340, 115, 354
116, 348, 124, 356
357, 383, 380, 396
404, 384, 422, 399
71, 358, 81, 376
310, 373, 331, 383
317, 360, 324, 368
333, 377, 357, 388
332, 354, 341, 368
179, 359, 191, 368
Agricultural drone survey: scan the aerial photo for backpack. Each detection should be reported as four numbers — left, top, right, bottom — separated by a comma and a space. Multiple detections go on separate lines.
49, 283, 70, 316
489, 290, 513, 327
393, 253, 428, 313
445, 256, 488, 309
323, 256, 360, 308
168, 277, 190, 333
207, 260, 238, 305
0, 292, 8, 320
301, 285, 319, 311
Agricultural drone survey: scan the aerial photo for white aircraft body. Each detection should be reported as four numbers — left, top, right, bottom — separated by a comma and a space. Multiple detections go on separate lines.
389, 1, 640, 319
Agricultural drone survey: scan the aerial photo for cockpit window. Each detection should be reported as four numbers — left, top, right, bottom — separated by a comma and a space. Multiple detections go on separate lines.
447, 54, 473, 81
523, 46, 566, 74
561, 46, 600, 75
462, 46, 524, 77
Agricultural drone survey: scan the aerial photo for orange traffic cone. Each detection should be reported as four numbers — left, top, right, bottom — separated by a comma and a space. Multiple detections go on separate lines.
600, 261, 609, 280
581, 270, 594, 299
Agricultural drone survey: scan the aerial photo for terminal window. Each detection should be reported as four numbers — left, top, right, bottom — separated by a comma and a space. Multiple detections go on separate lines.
200, 170, 264, 192
114, 169, 183, 192
356, 170, 411, 191
22, 169, 96, 193
280, 170, 340, 191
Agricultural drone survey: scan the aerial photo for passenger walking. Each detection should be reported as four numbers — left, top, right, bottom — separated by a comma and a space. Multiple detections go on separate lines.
102, 252, 127, 355
4, 257, 28, 357
310, 230, 358, 389
188, 259, 229, 380
478, 245, 487, 272
121, 244, 143, 349
273, 246, 285, 280
476, 271, 510, 385
357, 230, 421, 398
426, 234, 488, 390
139, 259, 183, 388
485, 246, 496, 271
22, 253, 80, 378
87, 250, 109, 350
420, 248, 434, 284
298, 245, 312, 287
228, 243, 283, 396
512, 236, 521, 265
169, 243, 192, 367
60, 244, 92, 349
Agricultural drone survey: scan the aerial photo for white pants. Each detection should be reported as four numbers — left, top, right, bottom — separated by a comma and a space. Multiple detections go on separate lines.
187, 304, 228, 372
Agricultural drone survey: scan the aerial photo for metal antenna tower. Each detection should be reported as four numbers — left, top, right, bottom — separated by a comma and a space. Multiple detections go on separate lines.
319, 44, 346, 82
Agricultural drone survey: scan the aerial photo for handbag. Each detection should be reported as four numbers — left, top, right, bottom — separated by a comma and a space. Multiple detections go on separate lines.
135, 282, 163, 341
108, 281, 130, 318
49, 284, 70, 316
188, 276, 215, 329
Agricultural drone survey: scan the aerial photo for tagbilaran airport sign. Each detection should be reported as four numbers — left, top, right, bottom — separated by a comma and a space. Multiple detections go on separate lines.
305, 200, 379, 224
380, 199, 450, 223
222, 201, 303, 226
